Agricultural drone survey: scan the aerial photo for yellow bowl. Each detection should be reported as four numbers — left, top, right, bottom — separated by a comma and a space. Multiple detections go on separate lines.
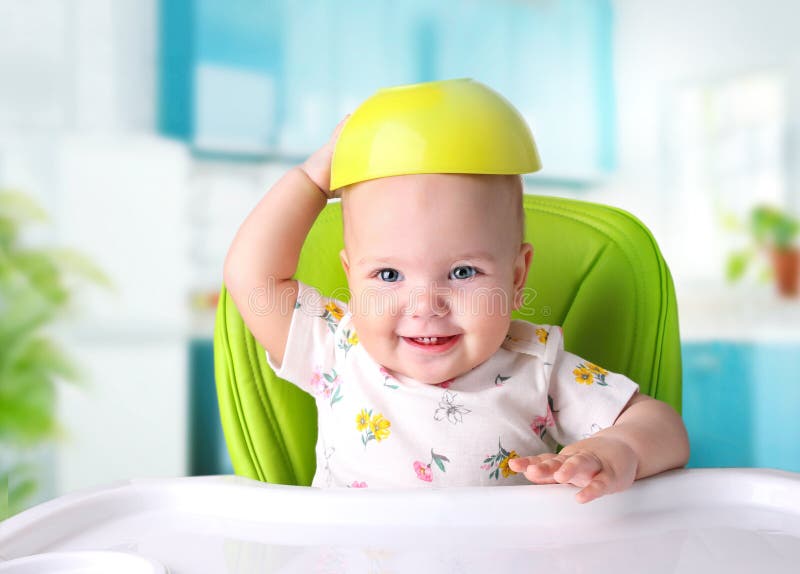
330, 78, 541, 191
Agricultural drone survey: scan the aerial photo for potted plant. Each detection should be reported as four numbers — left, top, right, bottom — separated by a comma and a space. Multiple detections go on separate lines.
726, 204, 800, 297
0, 189, 110, 519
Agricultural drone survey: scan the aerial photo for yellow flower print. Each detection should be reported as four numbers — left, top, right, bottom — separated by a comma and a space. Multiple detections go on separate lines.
574, 365, 594, 385
370, 413, 391, 442
587, 362, 608, 376
325, 302, 344, 321
483, 440, 519, 480
338, 328, 359, 357
357, 408, 391, 447
536, 328, 548, 344
574, 362, 609, 386
320, 302, 346, 333
499, 451, 520, 478
356, 409, 370, 431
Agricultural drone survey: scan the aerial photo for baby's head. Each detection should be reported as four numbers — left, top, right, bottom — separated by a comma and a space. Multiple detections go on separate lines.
330, 79, 541, 385
338, 172, 531, 385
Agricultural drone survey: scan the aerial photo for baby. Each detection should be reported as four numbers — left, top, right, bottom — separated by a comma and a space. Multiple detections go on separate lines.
224, 79, 689, 503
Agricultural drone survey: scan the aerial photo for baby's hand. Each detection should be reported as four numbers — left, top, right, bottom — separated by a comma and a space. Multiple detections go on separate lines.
508, 436, 639, 503
301, 115, 350, 199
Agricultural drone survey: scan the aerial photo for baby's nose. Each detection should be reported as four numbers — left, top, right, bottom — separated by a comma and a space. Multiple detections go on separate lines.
406, 282, 451, 318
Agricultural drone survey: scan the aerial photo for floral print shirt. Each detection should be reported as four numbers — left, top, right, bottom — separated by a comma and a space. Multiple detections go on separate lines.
266, 282, 639, 488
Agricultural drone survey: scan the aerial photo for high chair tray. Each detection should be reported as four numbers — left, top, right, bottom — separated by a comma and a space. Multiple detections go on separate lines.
1, 468, 799, 573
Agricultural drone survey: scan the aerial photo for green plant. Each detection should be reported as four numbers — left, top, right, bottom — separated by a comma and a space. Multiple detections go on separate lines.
0, 189, 110, 519
726, 204, 800, 282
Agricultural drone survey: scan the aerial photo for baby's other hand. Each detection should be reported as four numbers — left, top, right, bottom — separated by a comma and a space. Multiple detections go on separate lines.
301, 115, 350, 199
508, 436, 639, 504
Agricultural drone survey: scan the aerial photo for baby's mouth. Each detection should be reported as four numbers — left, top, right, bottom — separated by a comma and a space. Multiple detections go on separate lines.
401, 335, 460, 350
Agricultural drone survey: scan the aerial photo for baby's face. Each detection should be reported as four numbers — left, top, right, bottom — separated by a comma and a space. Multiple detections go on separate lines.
340, 173, 532, 385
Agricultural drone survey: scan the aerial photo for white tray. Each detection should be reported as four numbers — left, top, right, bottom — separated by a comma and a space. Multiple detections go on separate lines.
1, 469, 800, 573
0, 551, 167, 573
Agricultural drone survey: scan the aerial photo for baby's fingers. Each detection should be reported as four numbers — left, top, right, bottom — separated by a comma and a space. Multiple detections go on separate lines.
509, 454, 565, 484
552, 451, 603, 488
303, 115, 351, 196
575, 473, 612, 504
508, 454, 553, 471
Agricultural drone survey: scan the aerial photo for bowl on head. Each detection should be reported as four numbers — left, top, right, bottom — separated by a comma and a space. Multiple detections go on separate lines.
330, 78, 542, 192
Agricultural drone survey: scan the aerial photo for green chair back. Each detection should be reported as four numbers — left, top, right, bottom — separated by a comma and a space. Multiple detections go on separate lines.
214, 195, 682, 485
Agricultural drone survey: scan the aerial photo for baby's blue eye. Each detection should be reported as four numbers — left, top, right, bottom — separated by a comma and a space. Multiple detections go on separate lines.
450, 265, 477, 280
377, 268, 402, 282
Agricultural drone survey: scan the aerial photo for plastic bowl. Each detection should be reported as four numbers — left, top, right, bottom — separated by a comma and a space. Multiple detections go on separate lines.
330, 78, 541, 190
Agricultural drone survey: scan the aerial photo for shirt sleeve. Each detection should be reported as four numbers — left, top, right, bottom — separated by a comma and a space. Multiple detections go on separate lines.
541, 327, 639, 446
265, 281, 347, 396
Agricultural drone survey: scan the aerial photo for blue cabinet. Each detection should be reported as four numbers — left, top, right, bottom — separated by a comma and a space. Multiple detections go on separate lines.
159, 0, 616, 177
159, 0, 285, 154
189, 339, 233, 475
682, 341, 800, 472
437, 0, 617, 177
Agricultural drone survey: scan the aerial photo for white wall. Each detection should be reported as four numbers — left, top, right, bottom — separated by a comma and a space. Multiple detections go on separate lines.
0, 0, 156, 134
606, 0, 800, 290
0, 0, 158, 218
0, 0, 190, 501
615, 0, 800, 177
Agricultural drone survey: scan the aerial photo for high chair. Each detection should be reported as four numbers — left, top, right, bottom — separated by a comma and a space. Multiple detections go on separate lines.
214, 195, 682, 486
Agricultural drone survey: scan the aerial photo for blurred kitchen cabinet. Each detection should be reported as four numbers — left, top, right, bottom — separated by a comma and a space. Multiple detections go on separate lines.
52, 134, 192, 494
159, 0, 415, 155
159, 0, 616, 177
189, 338, 233, 475
682, 341, 800, 472
55, 135, 190, 330
159, 0, 284, 154
56, 338, 188, 494
682, 342, 755, 468
0, 1, 72, 130
279, 0, 407, 155
435, 0, 616, 179
0, 0, 156, 133
288, 0, 617, 176
750, 343, 800, 471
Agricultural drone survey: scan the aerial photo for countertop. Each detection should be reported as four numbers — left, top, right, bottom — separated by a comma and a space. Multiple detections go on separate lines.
676, 281, 800, 342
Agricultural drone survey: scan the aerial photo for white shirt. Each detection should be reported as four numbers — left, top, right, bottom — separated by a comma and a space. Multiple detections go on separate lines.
267, 282, 639, 488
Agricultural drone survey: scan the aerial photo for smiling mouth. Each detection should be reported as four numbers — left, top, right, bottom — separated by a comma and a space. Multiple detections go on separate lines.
401, 335, 460, 351
407, 336, 454, 344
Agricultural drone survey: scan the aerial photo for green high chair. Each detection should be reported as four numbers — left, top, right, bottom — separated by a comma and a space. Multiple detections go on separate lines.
214, 195, 682, 486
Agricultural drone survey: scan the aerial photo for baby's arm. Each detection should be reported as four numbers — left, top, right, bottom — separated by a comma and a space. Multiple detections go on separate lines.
508, 393, 690, 503
223, 118, 347, 366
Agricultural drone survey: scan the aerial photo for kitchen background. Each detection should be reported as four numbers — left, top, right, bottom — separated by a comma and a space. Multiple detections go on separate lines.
1, 0, 799, 515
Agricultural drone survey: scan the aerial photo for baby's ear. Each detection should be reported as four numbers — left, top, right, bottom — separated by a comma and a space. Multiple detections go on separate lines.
339, 249, 351, 278
513, 243, 533, 310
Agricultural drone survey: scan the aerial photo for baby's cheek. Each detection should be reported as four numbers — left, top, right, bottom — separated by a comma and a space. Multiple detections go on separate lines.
464, 283, 514, 318
349, 313, 396, 353
349, 287, 400, 319
466, 303, 512, 358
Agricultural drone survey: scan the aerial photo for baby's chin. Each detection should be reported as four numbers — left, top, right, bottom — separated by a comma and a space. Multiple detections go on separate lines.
400, 365, 472, 386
